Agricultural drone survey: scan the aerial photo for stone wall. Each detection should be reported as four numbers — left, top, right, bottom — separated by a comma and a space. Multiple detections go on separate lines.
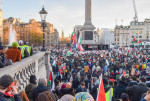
0, 52, 51, 91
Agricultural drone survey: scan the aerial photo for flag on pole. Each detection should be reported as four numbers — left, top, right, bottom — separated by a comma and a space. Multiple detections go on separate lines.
97, 74, 106, 101
47, 72, 51, 88
52, 60, 56, 67
78, 33, 84, 52
72, 28, 76, 45
66, 49, 72, 57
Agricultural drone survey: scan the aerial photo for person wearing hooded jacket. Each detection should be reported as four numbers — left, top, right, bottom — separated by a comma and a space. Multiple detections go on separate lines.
115, 76, 128, 99
25, 75, 37, 101
126, 77, 149, 101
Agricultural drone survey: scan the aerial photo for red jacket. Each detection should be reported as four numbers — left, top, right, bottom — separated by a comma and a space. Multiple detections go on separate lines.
6, 47, 21, 63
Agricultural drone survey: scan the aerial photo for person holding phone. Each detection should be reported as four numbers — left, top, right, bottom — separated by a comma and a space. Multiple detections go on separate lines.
0, 75, 22, 101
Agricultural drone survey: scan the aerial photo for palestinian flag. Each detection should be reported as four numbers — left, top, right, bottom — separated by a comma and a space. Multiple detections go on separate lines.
146, 57, 149, 63
66, 49, 72, 57
47, 72, 52, 88
78, 33, 84, 52
52, 60, 56, 67
138, 40, 142, 45
97, 74, 106, 101
133, 35, 138, 42
72, 29, 76, 45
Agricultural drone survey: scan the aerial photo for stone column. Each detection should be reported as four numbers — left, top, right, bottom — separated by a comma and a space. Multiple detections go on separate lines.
84, 0, 92, 25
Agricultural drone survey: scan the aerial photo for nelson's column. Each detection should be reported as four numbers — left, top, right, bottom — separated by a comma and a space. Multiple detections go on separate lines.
81, 0, 97, 47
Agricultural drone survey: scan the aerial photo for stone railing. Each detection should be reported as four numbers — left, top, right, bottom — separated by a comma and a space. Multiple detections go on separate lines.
0, 52, 51, 91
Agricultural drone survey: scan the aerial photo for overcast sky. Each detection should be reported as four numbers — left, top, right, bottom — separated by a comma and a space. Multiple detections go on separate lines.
2, 0, 150, 37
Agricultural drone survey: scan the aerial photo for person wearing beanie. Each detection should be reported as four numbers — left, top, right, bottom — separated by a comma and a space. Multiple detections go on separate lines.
0, 75, 22, 101
25, 75, 37, 101
61, 83, 66, 89
6, 42, 21, 63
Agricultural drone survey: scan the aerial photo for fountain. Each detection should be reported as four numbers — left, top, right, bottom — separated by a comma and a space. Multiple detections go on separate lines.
8, 25, 17, 46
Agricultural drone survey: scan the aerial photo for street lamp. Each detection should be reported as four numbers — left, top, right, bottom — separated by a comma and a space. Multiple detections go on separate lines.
39, 6, 48, 51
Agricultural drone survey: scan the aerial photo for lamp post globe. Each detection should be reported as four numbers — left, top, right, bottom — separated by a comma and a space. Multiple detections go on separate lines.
39, 6, 48, 21
39, 6, 48, 51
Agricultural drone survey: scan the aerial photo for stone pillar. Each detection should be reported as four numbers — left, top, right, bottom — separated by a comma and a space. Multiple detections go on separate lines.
84, 0, 92, 25
45, 52, 51, 80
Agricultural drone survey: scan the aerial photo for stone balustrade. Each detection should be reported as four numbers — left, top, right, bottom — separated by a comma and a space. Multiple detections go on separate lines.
0, 52, 51, 91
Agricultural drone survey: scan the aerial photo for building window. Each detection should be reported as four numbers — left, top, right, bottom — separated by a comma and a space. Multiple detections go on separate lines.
115, 38, 116, 41
140, 31, 142, 34
118, 38, 119, 41
136, 31, 138, 34
139, 36, 142, 38
132, 36, 134, 38
147, 36, 149, 39
132, 32, 134, 34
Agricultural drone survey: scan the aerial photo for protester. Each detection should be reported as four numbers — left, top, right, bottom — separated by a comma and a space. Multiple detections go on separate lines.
32, 78, 49, 101
74, 92, 94, 101
32, 78, 56, 101
115, 76, 128, 99
75, 82, 87, 94
14, 80, 29, 101
59, 94, 74, 101
23, 41, 33, 58
36, 91, 53, 101
126, 77, 149, 101
25, 75, 37, 101
121, 93, 129, 101
0, 75, 22, 101
6, 42, 21, 63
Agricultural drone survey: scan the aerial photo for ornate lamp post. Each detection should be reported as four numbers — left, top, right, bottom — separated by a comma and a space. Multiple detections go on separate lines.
39, 6, 48, 51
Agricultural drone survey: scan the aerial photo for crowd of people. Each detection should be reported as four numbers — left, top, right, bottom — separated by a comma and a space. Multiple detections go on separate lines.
0, 41, 33, 68
0, 47, 150, 101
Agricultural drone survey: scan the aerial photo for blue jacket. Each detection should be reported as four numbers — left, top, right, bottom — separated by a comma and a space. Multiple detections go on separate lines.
75, 86, 87, 94
141, 98, 146, 101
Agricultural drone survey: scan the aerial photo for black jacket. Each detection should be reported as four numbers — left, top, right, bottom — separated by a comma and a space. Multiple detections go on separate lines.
33, 84, 48, 101
33, 84, 57, 101
0, 92, 22, 101
84, 78, 92, 91
126, 82, 149, 101
72, 78, 80, 90
59, 88, 75, 98
90, 84, 99, 100
25, 83, 37, 101
129, 80, 138, 87
115, 80, 128, 99
146, 81, 150, 88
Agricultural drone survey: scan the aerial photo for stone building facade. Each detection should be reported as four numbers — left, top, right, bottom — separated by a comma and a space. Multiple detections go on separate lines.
13, 19, 59, 46
114, 19, 150, 47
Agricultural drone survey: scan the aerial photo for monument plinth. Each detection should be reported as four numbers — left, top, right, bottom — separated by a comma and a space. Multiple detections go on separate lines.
81, 0, 96, 46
